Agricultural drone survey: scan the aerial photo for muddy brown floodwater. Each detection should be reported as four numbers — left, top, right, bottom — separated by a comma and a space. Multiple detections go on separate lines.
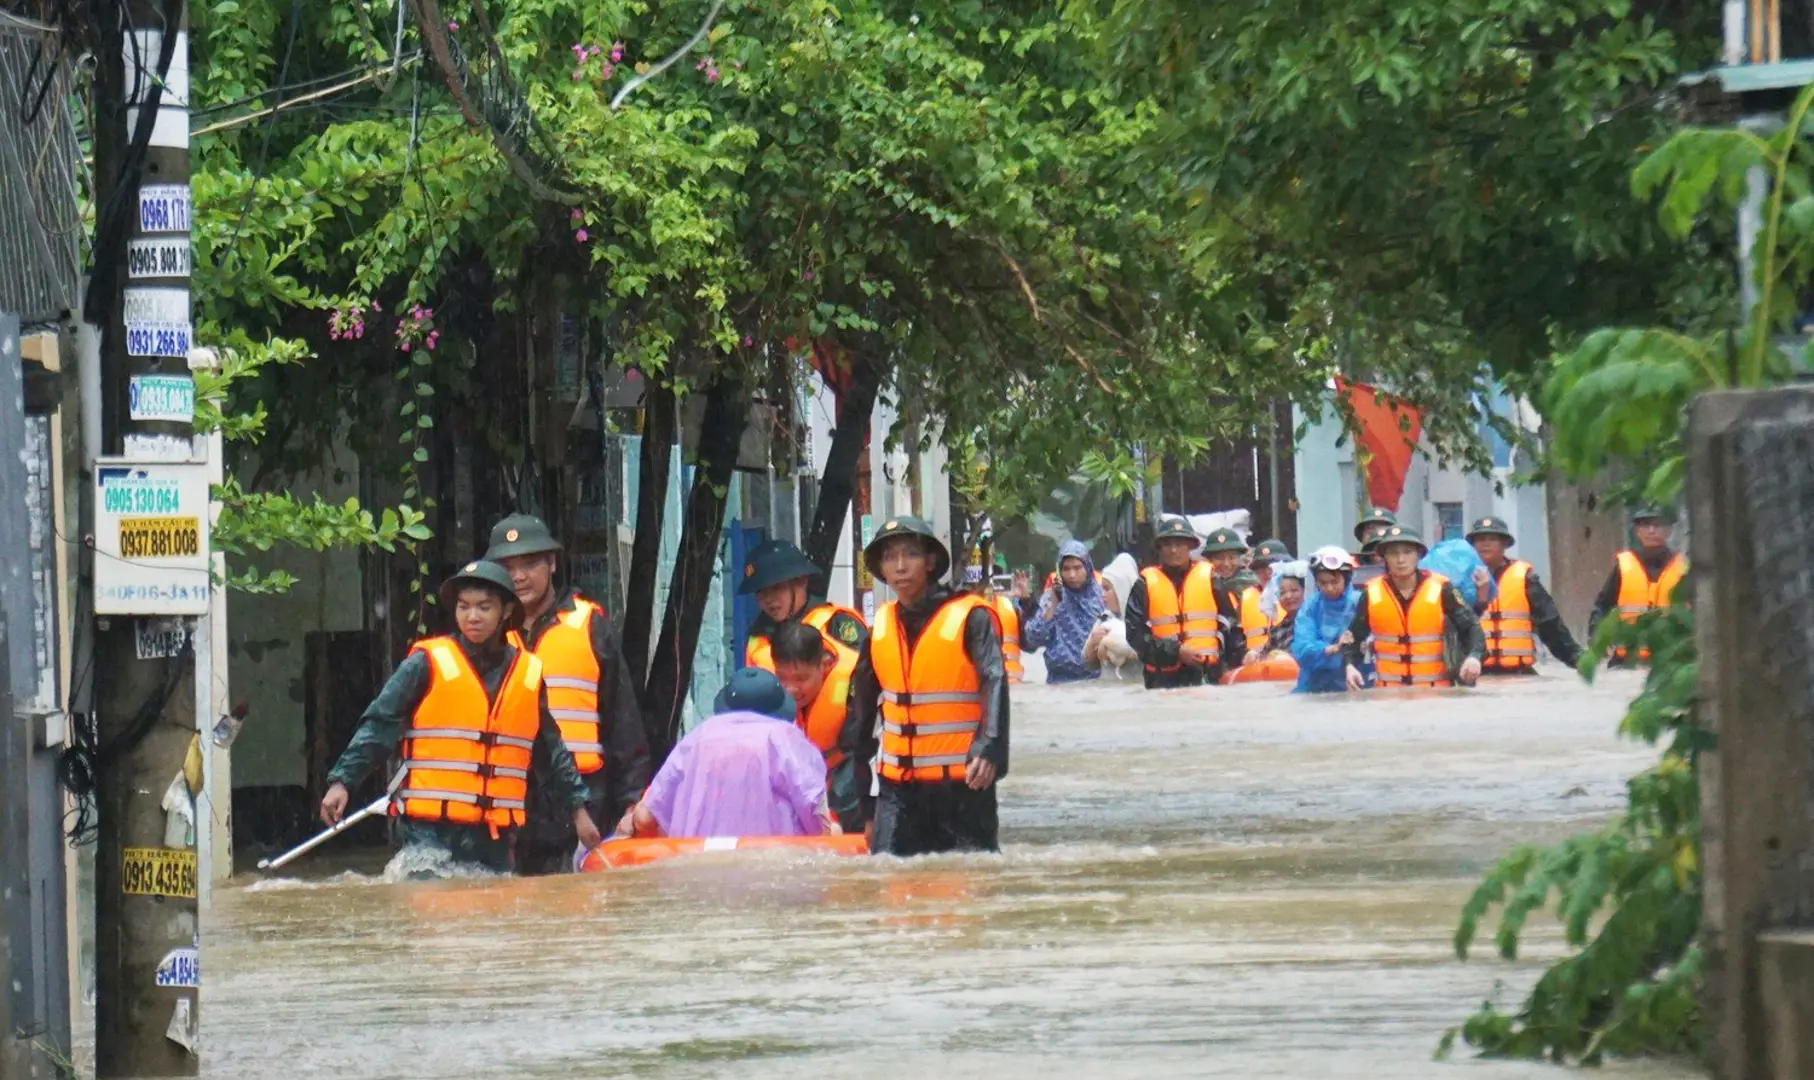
197, 670, 1707, 1078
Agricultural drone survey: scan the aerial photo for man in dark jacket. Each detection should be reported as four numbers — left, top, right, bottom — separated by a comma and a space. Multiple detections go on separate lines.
1466, 515, 1582, 671
485, 514, 650, 874
834, 517, 1008, 856
1124, 518, 1243, 689
321, 561, 601, 874
1589, 508, 1683, 667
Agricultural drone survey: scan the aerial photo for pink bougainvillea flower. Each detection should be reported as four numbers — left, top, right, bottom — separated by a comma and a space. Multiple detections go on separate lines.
400, 342, 411, 352
610, 41, 624, 62
742, 334, 754, 347
575, 229, 589, 243
571, 207, 583, 224
447, 20, 458, 30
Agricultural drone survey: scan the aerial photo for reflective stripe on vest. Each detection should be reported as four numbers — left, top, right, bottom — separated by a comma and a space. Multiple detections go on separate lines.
527, 599, 605, 774
395, 638, 544, 830
1239, 586, 1289, 653
1613, 551, 1688, 662
992, 594, 1023, 683
746, 602, 865, 672
1482, 561, 1536, 671
1140, 563, 1222, 672
1365, 574, 1452, 688
872, 594, 993, 784
796, 643, 858, 772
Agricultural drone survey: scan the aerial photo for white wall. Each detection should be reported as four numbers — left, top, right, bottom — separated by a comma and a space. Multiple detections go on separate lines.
1291, 392, 1549, 575
227, 446, 363, 788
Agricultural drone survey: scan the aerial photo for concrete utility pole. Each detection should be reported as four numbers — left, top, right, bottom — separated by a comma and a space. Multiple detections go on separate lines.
89, 0, 203, 1073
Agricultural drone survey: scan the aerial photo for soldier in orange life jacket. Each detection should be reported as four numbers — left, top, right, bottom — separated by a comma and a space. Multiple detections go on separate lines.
835, 516, 1009, 856
965, 564, 1024, 683
1124, 518, 1244, 689
319, 561, 602, 875
1341, 526, 1486, 690
1239, 538, 1294, 660
1588, 507, 1688, 667
738, 539, 867, 672
769, 620, 864, 829
1464, 516, 1582, 674
484, 514, 651, 875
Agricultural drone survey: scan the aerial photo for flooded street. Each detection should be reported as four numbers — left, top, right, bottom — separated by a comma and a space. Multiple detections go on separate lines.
203, 671, 1705, 1078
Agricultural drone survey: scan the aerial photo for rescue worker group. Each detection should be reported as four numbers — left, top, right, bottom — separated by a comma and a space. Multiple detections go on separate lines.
316, 506, 1685, 870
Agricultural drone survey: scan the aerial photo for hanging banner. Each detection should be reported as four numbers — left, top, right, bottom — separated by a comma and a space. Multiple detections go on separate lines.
1335, 377, 1423, 512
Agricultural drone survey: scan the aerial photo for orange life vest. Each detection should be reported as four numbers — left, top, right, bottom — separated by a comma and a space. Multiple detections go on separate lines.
1140, 563, 1223, 673
796, 645, 858, 772
1239, 585, 1288, 653
1481, 561, 1536, 672
746, 602, 865, 671
991, 593, 1023, 682
524, 598, 605, 775
872, 594, 995, 784
1365, 573, 1452, 687
1613, 551, 1688, 662
395, 638, 544, 831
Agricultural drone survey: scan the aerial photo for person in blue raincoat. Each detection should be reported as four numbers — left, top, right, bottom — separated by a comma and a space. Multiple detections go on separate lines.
1292, 546, 1366, 693
1023, 540, 1107, 684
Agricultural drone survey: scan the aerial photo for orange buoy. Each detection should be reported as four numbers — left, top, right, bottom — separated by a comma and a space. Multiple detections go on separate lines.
1220, 654, 1300, 685
580, 833, 870, 871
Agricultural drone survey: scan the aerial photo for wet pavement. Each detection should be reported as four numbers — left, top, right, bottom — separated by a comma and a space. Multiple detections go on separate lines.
195, 669, 1704, 1078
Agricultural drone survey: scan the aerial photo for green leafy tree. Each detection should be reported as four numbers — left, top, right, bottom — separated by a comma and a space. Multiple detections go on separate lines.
1443, 81, 1814, 1064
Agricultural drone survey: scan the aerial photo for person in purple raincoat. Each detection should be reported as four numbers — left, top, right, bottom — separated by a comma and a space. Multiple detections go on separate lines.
616, 668, 839, 839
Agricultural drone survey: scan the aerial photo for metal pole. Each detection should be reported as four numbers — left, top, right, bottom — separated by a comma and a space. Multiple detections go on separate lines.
90, 2, 201, 1072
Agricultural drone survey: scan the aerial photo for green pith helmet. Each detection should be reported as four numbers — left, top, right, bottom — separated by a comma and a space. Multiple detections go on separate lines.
1250, 538, 1293, 564
1200, 528, 1247, 555
1353, 507, 1398, 544
1466, 515, 1515, 545
1151, 517, 1198, 547
738, 539, 822, 595
1629, 506, 1667, 525
484, 513, 562, 561
863, 515, 952, 581
1372, 524, 1429, 556
438, 559, 521, 616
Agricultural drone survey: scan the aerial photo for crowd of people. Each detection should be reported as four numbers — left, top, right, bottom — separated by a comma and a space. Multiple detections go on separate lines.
315, 503, 1687, 876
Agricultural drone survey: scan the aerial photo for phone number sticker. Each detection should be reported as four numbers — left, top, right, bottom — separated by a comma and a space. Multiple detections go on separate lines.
138, 184, 191, 233
126, 323, 192, 359
122, 846, 197, 899
118, 516, 202, 559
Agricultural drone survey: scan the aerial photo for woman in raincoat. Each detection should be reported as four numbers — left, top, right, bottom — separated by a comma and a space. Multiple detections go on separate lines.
1291, 546, 1366, 693
1023, 540, 1107, 684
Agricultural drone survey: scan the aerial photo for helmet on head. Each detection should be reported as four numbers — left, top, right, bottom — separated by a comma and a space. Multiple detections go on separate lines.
484, 513, 562, 561
1465, 516, 1515, 545
1151, 516, 1198, 547
1200, 528, 1247, 556
862, 516, 952, 582
1307, 545, 1356, 572
1250, 538, 1293, 565
438, 560, 522, 626
1354, 507, 1398, 544
739, 539, 822, 595
1372, 525, 1429, 557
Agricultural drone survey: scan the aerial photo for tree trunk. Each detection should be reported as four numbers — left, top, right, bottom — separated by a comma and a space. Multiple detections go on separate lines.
640, 373, 747, 765
803, 346, 884, 573
620, 379, 674, 680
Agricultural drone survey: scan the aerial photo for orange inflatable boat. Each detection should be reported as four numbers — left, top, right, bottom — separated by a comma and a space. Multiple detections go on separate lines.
580, 833, 870, 871
1220, 654, 1300, 685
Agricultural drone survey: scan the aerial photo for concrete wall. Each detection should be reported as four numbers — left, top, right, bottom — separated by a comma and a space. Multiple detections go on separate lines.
227, 450, 363, 789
